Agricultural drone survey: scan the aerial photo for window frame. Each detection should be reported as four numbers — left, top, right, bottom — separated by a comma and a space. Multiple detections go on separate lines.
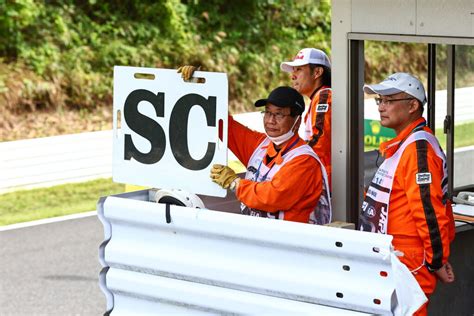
347, 33, 474, 225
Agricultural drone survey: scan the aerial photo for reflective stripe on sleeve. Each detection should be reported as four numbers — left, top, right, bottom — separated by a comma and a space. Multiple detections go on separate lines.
415, 140, 443, 271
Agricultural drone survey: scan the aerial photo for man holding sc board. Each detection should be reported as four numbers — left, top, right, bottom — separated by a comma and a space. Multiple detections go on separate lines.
209, 86, 332, 225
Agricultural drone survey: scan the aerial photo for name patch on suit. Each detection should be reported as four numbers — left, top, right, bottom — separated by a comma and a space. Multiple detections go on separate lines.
416, 172, 432, 184
316, 104, 329, 112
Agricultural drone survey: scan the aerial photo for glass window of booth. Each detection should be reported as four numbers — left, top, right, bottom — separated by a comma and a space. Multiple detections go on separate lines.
355, 40, 473, 221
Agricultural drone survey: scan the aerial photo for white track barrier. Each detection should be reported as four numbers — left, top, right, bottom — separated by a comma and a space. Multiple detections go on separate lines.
1, 86, 472, 193
98, 190, 426, 315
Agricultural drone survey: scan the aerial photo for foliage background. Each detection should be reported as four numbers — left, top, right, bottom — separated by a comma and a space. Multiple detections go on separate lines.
0, 1, 330, 121
0, 0, 472, 141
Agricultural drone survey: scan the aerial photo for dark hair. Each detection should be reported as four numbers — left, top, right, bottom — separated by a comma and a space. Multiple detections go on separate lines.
417, 100, 424, 115
309, 64, 331, 87
290, 107, 301, 117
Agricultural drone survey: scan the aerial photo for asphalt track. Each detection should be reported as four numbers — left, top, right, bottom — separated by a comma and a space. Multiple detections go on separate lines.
0, 213, 104, 315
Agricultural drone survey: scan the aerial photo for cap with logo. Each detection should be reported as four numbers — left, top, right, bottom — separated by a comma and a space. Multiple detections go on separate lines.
280, 48, 331, 73
363, 72, 427, 105
254, 86, 305, 115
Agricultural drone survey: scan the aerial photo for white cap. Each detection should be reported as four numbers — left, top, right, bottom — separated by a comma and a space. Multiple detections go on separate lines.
280, 48, 331, 72
155, 188, 205, 209
363, 72, 427, 105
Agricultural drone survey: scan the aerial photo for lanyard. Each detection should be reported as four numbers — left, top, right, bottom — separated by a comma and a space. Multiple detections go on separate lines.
377, 121, 426, 167
395, 121, 426, 152
254, 138, 299, 182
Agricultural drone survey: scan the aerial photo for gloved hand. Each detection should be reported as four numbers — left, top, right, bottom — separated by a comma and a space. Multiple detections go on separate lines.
177, 65, 199, 81
210, 164, 238, 189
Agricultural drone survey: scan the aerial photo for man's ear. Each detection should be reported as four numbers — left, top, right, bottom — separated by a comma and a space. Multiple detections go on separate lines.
408, 99, 421, 114
313, 66, 323, 80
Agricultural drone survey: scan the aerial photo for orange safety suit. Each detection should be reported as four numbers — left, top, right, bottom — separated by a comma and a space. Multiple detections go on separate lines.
376, 118, 454, 315
227, 115, 324, 223
304, 86, 332, 187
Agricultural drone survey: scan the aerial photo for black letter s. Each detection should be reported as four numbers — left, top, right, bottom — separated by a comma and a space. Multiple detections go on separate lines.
123, 89, 166, 164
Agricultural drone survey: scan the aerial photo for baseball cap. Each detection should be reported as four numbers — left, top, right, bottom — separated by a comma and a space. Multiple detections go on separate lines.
363, 72, 427, 105
280, 48, 331, 73
254, 86, 305, 115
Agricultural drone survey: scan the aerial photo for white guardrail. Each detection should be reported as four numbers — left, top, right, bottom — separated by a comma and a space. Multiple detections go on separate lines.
1, 115, 473, 194
98, 190, 426, 315
0, 88, 472, 193
0, 130, 112, 193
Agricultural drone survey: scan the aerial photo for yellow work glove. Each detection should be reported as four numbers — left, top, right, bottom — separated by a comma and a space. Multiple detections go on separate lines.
210, 164, 238, 189
177, 65, 199, 81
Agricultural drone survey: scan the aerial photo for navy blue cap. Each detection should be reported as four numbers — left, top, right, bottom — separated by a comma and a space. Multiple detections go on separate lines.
254, 86, 305, 115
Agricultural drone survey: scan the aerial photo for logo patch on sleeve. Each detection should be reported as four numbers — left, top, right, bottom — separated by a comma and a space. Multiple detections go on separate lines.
316, 104, 329, 112
416, 172, 432, 184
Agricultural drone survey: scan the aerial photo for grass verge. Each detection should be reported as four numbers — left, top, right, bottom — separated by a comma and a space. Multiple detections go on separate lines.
435, 121, 474, 150
0, 178, 125, 226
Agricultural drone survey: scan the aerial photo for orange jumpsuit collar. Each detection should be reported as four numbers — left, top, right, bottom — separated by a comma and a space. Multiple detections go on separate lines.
379, 117, 427, 158
264, 134, 300, 165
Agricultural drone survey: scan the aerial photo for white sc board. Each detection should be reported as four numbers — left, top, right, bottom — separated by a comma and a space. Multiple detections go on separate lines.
112, 66, 228, 197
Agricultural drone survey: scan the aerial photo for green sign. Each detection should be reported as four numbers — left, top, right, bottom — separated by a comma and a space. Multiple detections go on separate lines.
364, 119, 396, 147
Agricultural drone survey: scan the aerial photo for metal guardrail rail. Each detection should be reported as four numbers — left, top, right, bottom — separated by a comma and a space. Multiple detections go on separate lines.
1, 95, 471, 193
98, 190, 425, 315
0, 130, 112, 193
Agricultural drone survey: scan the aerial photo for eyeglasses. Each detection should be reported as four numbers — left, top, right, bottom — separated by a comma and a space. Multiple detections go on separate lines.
261, 110, 291, 122
375, 97, 415, 106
